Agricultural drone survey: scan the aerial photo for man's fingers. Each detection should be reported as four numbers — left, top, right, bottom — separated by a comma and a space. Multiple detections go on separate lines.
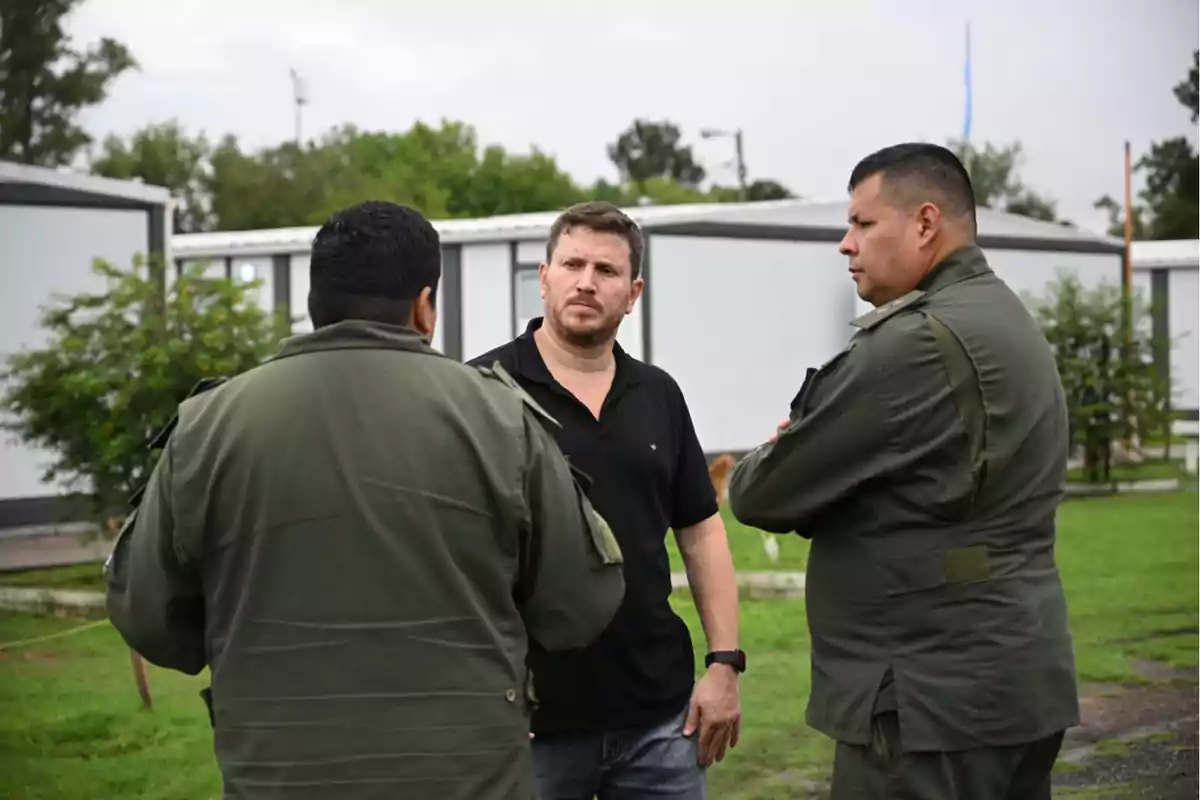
730, 716, 741, 749
682, 697, 701, 737
713, 734, 729, 764
697, 719, 726, 766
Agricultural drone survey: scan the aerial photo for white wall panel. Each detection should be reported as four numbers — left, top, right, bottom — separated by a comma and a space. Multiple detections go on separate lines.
462, 243, 513, 360
517, 240, 544, 265
1168, 268, 1198, 411
649, 236, 850, 454
0, 205, 148, 500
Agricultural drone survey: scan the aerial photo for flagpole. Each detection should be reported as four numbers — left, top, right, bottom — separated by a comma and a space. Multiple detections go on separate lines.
962, 21, 973, 143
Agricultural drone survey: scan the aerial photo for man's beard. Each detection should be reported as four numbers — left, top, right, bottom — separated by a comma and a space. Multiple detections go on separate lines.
551, 307, 623, 348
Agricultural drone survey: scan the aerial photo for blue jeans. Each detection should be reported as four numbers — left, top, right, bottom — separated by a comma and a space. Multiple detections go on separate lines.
532, 703, 706, 800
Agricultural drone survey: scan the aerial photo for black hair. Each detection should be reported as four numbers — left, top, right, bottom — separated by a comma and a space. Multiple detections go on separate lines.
307, 200, 441, 329
848, 142, 977, 235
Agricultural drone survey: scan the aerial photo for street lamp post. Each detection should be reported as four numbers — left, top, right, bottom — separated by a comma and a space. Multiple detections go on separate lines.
289, 68, 309, 145
700, 127, 748, 201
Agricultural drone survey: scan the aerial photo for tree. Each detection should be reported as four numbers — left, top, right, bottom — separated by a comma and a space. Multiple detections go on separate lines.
199, 120, 592, 230
1093, 194, 1146, 239
607, 119, 707, 192
1024, 273, 1170, 482
1093, 50, 1198, 241
0, 0, 136, 166
1174, 49, 1198, 123
948, 138, 1064, 223
90, 119, 212, 233
744, 179, 795, 201
0, 256, 290, 522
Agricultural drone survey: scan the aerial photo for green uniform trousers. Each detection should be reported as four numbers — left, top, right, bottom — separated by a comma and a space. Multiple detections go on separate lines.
830, 711, 1066, 800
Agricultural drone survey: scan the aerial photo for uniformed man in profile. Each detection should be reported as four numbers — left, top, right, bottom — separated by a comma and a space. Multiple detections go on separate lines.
728, 143, 1079, 799
104, 200, 627, 800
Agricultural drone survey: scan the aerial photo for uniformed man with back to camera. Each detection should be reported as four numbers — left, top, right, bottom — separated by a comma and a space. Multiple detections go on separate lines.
729, 142, 1079, 800
105, 199, 627, 800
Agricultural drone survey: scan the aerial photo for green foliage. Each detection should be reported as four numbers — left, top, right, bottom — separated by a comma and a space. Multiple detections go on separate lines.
93, 115, 799, 232
1024, 273, 1172, 482
607, 119, 707, 191
0, 256, 290, 520
947, 138, 1064, 223
90, 119, 212, 233
0, 0, 137, 166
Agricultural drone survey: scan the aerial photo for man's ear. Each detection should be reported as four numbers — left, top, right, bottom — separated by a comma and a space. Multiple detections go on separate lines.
916, 202, 943, 246
410, 286, 437, 338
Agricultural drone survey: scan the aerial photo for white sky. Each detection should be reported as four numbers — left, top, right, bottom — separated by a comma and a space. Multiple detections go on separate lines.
68, 0, 1199, 234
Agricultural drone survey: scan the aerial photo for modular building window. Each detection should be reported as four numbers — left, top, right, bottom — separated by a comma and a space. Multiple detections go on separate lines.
232, 258, 275, 319
513, 266, 542, 336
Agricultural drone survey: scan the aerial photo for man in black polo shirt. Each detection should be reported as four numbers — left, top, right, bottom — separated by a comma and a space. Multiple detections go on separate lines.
469, 201, 743, 799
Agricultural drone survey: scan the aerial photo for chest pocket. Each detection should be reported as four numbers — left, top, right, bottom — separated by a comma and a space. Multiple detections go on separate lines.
791, 341, 859, 417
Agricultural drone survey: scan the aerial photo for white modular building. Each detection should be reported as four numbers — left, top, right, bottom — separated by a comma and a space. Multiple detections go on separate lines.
0, 161, 173, 527
172, 199, 1126, 459
1131, 239, 1199, 419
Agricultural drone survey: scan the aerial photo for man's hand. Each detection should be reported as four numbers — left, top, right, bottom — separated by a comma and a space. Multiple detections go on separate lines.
683, 664, 741, 766
768, 418, 789, 443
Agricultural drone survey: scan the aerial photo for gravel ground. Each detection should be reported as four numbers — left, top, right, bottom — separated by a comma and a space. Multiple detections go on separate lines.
1054, 680, 1198, 799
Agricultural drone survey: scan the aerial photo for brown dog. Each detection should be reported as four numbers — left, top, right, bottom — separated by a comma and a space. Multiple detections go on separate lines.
708, 453, 735, 505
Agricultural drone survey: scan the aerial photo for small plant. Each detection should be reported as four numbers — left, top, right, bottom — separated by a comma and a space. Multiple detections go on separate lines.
1, 255, 291, 529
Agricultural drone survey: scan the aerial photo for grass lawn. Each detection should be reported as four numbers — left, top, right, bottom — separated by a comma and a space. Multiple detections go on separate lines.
0, 491, 1195, 799
1064, 458, 1195, 484
0, 562, 111, 592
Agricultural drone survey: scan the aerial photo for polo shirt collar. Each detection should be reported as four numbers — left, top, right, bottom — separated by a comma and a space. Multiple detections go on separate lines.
513, 317, 642, 393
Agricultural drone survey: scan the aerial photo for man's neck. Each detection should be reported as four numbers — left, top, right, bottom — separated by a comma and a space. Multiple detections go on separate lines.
907, 236, 974, 293
533, 321, 615, 375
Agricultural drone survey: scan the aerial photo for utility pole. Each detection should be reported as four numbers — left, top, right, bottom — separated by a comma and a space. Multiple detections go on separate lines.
733, 129, 747, 202
1122, 140, 1136, 451
289, 68, 309, 145
700, 127, 748, 201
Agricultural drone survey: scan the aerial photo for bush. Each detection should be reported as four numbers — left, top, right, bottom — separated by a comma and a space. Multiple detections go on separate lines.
1, 256, 291, 525
1024, 272, 1173, 482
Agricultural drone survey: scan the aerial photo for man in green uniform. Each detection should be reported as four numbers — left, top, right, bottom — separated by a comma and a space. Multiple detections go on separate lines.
728, 143, 1079, 799
104, 200, 626, 800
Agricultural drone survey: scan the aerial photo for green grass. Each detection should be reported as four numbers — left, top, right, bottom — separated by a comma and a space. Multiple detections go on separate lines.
0, 492, 1195, 799
1054, 491, 1199, 682
1065, 458, 1194, 484
0, 562, 108, 592
666, 506, 812, 574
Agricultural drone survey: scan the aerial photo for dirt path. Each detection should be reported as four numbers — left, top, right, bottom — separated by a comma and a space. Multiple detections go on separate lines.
779, 662, 1197, 799
1053, 661, 1198, 799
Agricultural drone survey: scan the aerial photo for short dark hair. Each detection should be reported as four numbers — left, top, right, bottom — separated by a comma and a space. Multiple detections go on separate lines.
546, 201, 645, 280
848, 143, 977, 234
308, 200, 441, 328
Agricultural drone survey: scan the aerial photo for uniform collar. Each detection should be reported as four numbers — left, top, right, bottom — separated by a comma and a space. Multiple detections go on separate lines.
274, 319, 441, 360
915, 244, 993, 295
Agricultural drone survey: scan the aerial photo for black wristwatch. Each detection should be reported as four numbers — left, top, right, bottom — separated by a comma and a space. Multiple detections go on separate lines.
705, 649, 747, 674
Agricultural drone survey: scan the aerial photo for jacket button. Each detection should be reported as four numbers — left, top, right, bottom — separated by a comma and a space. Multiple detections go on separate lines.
505, 688, 516, 702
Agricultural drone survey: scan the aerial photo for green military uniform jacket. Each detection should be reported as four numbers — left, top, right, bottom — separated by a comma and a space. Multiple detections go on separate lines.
105, 320, 626, 800
729, 245, 1079, 752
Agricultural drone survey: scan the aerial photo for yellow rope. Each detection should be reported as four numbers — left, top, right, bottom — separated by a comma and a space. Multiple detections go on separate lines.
0, 618, 110, 651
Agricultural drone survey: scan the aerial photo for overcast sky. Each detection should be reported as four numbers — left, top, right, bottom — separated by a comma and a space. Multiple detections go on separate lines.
68, 0, 1198, 235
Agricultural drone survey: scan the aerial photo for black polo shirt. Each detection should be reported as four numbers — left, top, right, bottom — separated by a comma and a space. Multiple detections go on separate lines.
468, 317, 719, 736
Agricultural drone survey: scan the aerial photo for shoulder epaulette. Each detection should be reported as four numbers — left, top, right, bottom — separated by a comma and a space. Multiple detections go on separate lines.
850, 289, 927, 331
476, 362, 561, 429
148, 376, 229, 451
